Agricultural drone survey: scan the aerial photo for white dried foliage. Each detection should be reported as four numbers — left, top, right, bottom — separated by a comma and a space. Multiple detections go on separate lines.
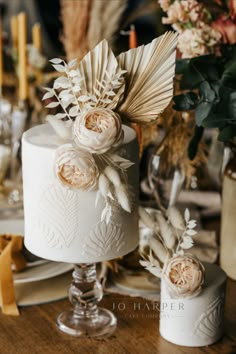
149, 237, 168, 264
44, 41, 127, 126
104, 166, 121, 187
101, 201, 113, 225
184, 208, 190, 223
140, 251, 162, 278
139, 207, 156, 230
45, 34, 177, 126
180, 235, 194, 249
110, 154, 134, 169
140, 207, 199, 279
114, 184, 131, 213
76, 40, 126, 111
156, 213, 176, 250
176, 208, 198, 253
98, 174, 110, 198
167, 206, 185, 230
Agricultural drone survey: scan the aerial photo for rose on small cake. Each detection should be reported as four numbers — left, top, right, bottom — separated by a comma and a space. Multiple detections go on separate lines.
74, 108, 123, 154
162, 254, 205, 299
55, 144, 99, 190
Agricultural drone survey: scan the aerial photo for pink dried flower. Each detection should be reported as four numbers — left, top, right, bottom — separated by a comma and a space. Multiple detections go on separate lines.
158, 0, 171, 12
161, 0, 206, 29
177, 25, 221, 58
163, 2, 189, 25
162, 254, 205, 299
212, 14, 236, 44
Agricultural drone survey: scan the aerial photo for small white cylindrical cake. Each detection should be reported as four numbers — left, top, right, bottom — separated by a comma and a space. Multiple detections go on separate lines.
160, 263, 227, 347
22, 124, 139, 264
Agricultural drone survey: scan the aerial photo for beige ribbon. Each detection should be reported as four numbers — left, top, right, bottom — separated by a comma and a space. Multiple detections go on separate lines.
0, 235, 26, 315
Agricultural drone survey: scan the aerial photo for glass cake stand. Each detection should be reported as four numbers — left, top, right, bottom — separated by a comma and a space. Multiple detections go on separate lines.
57, 263, 117, 337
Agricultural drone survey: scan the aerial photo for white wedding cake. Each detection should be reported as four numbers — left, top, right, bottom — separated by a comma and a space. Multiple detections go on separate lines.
160, 262, 227, 347
22, 123, 139, 263
139, 207, 227, 347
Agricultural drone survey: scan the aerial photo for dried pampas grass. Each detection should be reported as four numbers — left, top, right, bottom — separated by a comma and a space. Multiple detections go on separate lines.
60, 0, 92, 62
88, 0, 127, 49
60, 0, 127, 62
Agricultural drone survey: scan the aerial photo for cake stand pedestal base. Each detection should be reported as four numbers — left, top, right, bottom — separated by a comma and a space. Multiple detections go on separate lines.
57, 263, 117, 337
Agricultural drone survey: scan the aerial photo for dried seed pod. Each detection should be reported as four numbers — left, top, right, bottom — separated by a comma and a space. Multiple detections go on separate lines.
114, 184, 131, 213
104, 166, 121, 187
167, 206, 185, 230
139, 207, 156, 229
149, 237, 168, 264
156, 213, 176, 250
98, 174, 110, 197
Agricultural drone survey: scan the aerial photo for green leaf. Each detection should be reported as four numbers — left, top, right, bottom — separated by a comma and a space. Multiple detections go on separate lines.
188, 126, 204, 160
190, 55, 222, 82
218, 125, 236, 141
180, 64, 203, 89
229, 92, 236, 119
199, 81, 216, 102
195, 102, 213, 125
175, 59, 190, 75
202, 113, 230, 128
222, 60, 236, 89
173, 92, 199, 111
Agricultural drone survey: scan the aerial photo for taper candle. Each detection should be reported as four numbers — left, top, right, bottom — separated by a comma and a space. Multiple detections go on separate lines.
18, 12, 28, 101
0, 16, 3, 95
129, 25, 137, 49
32, 23, 41, 52
32, 22, 42, 83
11, 16, 18, 52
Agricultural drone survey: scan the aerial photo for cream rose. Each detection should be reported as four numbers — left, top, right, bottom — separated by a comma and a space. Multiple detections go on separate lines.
55, 144, 99, 190
74, 108, 123, 154
162, 255, 205, 299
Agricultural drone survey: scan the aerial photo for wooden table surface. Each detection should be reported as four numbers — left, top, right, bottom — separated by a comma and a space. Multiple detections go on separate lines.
0, 278, 235, 354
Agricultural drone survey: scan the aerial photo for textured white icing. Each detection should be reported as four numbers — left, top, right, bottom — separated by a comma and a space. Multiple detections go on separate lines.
22, 124, 139, 263
160, 263, 227, 347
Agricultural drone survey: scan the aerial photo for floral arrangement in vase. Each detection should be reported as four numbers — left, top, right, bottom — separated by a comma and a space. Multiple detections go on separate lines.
139, 206, 205, 298
43, 34, 178, 223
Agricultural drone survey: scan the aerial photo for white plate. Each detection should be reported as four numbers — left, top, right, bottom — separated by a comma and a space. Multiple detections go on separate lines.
0, 218, 74, 283
13, 261, 74, 284
0, 218, 24, 235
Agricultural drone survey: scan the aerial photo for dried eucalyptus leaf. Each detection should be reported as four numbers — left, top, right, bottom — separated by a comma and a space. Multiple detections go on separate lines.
52, 64, 65, 72
42, 91, 54, 100
167, 206, 185, 230
186, 229, 197, 236
50, 58, 63, 64
46, 101, 60, 108
184, 208, 190, 223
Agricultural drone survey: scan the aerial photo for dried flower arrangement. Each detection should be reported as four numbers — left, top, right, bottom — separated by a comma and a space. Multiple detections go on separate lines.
139, 206, 205, 298
157, 0, 236, 147
43, 34, 178, 223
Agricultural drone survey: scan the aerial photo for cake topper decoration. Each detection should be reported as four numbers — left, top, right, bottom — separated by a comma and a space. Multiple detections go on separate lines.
139, 207, 205, 299
43, 32, 178, 223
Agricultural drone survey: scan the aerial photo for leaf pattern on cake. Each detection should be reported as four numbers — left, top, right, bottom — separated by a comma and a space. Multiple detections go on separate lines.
82, 221, 125, 257
38, 184, 79, 248
193, 295, 225, 338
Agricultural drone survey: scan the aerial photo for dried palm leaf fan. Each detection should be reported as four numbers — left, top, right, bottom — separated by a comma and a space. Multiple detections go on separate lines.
60, 0, 128, 62
117, 32, 178, 123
